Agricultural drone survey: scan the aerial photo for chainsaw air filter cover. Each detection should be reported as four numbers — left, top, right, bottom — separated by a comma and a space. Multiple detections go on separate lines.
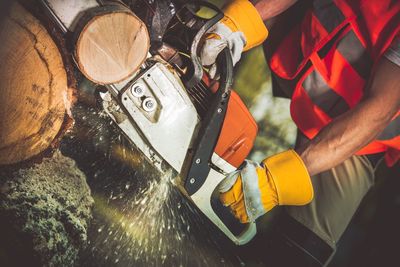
213, 91, 258, 168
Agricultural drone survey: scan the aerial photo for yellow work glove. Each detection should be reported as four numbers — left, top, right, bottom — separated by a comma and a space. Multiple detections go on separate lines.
200, 0, 268, 75
218, 150, 314, 223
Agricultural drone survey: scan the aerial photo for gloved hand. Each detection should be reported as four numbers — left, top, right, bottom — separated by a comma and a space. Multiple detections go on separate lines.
218, 150, 314, 223
200, 0, 268, 76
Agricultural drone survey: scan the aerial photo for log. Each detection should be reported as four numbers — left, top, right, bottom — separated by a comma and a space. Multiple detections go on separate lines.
0, 3, 70, 165
74, 4, 150, 84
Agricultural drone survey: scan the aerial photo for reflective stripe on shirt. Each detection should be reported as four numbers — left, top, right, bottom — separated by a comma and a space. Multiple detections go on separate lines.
384, 36, 400, 67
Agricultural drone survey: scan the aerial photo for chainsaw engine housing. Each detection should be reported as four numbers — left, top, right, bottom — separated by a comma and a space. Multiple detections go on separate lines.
101, 53, 258, 244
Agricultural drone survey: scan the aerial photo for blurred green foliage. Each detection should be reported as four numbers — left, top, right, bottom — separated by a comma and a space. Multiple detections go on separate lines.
235, 49, 297, 160
233, 47, 270, 105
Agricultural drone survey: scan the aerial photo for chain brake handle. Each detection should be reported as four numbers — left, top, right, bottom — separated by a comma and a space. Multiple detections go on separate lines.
182, 1, 233, 92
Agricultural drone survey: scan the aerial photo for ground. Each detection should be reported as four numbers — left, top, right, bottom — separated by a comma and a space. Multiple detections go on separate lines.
0, 151, 94, 267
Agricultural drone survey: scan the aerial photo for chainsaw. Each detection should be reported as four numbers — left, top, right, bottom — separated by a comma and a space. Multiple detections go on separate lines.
41, 0, 258, 245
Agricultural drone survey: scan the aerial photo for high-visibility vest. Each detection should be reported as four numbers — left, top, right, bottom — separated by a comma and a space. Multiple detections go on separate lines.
264, 0, 400, 166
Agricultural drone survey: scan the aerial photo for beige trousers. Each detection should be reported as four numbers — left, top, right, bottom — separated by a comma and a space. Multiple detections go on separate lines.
286, 155, 376, 248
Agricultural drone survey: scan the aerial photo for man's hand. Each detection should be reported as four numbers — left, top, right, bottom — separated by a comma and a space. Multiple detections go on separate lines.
200, 0, 268, 76
219, 150, 313, 223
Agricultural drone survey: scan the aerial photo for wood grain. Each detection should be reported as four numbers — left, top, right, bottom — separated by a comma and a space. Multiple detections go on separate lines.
0, 3, 68, 165
75, 6, 150, 84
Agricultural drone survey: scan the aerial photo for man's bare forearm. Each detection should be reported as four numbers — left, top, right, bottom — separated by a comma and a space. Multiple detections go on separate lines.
296, 58, 400, 176
252, 0, 298, 21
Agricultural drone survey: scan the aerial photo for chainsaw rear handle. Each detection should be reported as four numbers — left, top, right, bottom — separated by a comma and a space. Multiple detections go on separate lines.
184, 49, 257, 245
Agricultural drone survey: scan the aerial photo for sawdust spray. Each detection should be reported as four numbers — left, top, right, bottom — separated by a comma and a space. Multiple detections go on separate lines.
63, 106, 240, 266
87, 169, 237, 266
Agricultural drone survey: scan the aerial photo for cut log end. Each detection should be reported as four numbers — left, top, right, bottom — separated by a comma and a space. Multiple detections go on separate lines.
75, 7, 150, 85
